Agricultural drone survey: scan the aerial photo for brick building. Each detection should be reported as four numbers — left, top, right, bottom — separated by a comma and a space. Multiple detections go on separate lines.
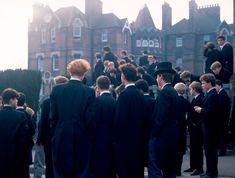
28, 0, 233, 78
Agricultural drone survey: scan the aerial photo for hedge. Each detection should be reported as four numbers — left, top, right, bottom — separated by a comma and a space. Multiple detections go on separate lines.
0, 69, 42, 113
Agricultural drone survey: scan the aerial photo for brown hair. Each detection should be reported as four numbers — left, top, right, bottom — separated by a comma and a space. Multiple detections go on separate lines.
189, 81, 203, 93
200, 73, 216, 86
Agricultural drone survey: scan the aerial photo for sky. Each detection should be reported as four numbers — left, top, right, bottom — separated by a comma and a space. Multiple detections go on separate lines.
0, 0, 232, 70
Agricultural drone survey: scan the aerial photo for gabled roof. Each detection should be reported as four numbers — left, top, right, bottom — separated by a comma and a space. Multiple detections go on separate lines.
133, 4, 156, 30
55, 6, 86, 26
95, 13, 124, 28
168, 19, 189, 34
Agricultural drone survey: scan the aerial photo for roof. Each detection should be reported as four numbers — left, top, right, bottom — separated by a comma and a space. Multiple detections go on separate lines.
55, 6, 86, 26
94, 13, 125, 28
133, 4, 156, 30
168, 8, 221, 34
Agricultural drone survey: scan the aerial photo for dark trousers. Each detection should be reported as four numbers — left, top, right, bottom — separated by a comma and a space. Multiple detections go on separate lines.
148, 138, 176, 178
202, 123, 219, 176
44, 144, 54, 178
189, 124, 204, 170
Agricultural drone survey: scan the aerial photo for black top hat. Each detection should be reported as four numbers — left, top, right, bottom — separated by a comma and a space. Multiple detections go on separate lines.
154, 61, 176, 75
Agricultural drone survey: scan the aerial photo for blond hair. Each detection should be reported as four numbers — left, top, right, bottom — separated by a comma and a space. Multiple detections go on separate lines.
67, 59, 90, 76
210, 61, 222, 70
174, 82, 187, 95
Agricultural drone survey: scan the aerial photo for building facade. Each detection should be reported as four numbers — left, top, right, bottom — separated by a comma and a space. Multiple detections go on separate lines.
28, 0, 233, 78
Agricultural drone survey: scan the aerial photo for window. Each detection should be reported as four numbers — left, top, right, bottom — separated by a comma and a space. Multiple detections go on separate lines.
41, 29, 46, 44
136, 40, 141, 47
149, 40, 154, 47
142, 40, 148, 47
73, 18, 83, 39
124, 31, 128, 44
102, 31, 108, 42
52, 55, 59, 71
51, 27, 56, 42
220, 28, 229, 40
176, 37, 183, 47
176, 58, 183, 68
37, 56, 44, 71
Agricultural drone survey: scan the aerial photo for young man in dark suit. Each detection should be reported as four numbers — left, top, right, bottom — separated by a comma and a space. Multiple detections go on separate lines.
184, 81, 204, 176
89, 75, 116, 178
135, 79, 155, 167
217, 35, 233, 74
0, 88, 30, 178
37, 75, 68, 178
16, 92, 36, 178
215, 79, 231, 156
50, 59, 95, 178
194, 73, 220, 178
114, 63, 146, 178
93, 52, 104, 82
148, 62, 180, 178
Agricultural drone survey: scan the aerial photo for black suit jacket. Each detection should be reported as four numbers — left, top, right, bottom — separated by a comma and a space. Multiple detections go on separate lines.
50, 80, 95, 175
114, 85, 146, 177
188, 93, 205, 127
218, 89, 231, 125
37, 98, 51, 146
94, 59, 104, 81
0, 106, 29, 178
220, 43, 233, 73
89, 93, 116, 178
150, 83, 180, 169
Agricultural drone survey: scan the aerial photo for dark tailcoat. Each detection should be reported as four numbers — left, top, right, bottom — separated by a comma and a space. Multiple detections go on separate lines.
103, 52, 118, 68
139, 55, 148, 67
187, 93, 204, 170
0, 106, 30, 178
89, 92, 116, 178
143, 94, 155, 166
176, 96, 190, 173
220, 43, 233, 74
203, 48, 222, 73
50, 80, 95, 177
37, 98, 54, 178
200, 88, 220, 176
148, 84, 180, 178
217, 88, 231, 154
114, 85, 146, 178
93, 59, 104, 81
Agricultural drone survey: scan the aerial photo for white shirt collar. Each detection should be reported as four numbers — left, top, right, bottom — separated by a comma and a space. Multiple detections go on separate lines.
125, 83, 135, 88
16, 106, 24, 110
100, 90, 111, 96
70, 77, 82, 81
207, 87, 215, 93
194, 93, 200, 99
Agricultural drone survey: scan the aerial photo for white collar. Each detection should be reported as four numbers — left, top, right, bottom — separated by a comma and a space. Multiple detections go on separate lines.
207, 87, 215, 93
70, 77, 82, 81
125, 83, 135, 88
100, 91, 111, 96
16, 106, 24, 110
194, 93, 200, 99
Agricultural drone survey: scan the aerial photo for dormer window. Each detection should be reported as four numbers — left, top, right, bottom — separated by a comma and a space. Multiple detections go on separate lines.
73, 18, 83, 40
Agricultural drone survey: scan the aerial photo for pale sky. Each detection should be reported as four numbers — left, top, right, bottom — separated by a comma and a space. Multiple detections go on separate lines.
0, 0, 232, 70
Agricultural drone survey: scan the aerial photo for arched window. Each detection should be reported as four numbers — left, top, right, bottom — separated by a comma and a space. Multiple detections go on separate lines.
124, 31, 128, 44
73, 18, 83, 39
52, 55, 59, 71
220, 28, 230, 40
37, 56, 44, 71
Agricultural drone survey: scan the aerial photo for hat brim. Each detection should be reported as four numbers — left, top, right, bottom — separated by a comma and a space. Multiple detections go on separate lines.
154, 69, 176, 75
